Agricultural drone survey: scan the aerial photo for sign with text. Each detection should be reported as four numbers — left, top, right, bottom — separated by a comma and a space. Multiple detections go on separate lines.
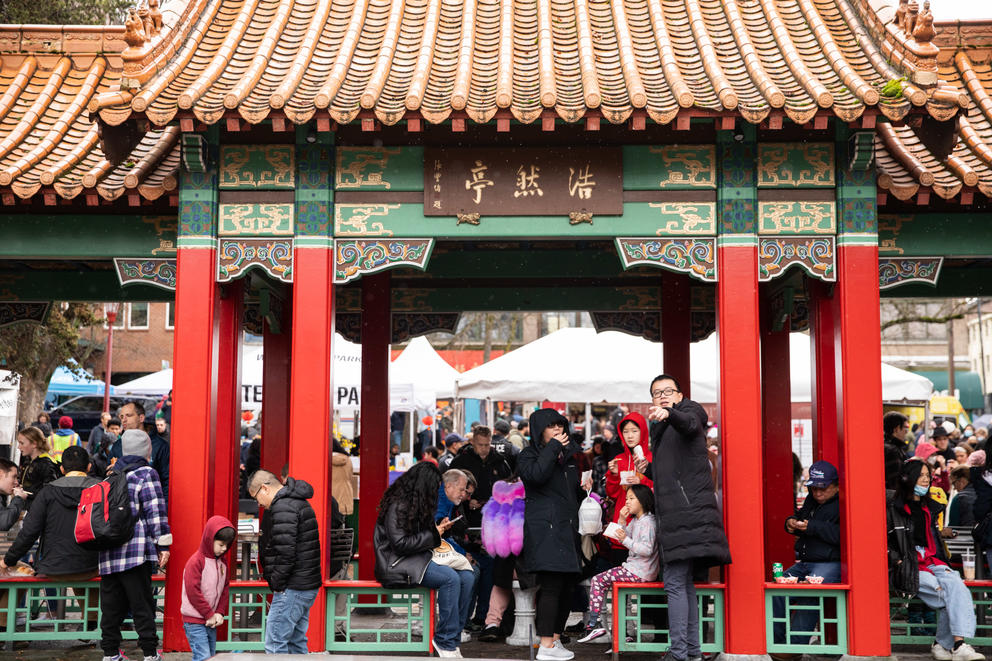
424, 148, 623, 216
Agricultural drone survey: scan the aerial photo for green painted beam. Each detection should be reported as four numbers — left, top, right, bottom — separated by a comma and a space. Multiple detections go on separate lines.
334, 202, 717, 238
0, 271, 174, 302
881, 266, 992, 297
387, 284, 662, 312
423, 248, 635, 279
879, 213, 992, 258
0, 215, 177, 259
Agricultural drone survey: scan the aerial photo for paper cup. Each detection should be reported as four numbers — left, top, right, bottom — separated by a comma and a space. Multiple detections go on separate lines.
633, 446, 644, 460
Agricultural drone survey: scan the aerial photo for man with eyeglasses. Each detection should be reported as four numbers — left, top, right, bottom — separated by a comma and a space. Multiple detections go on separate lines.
637, 374, 731, 661
249, 469, 321, 654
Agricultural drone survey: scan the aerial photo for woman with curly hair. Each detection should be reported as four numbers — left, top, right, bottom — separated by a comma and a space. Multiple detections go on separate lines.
374, 461, 474, 658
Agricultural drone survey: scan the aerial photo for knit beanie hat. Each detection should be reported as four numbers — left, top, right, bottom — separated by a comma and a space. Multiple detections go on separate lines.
58, 416, 73, 429
121, 429, 152, 460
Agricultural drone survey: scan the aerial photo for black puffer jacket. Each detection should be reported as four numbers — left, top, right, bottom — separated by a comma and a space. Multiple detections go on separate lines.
259, 478, 321, 591
884, 435, 909, 491
787, 493, 841, 562
517, 408, 583, 575
19, 455, 60, 506
4, 473, 98, 575
449, 444, 514, 526
373, 501, 441, 587
971, 467, 992, 545
648, 399, 731, 567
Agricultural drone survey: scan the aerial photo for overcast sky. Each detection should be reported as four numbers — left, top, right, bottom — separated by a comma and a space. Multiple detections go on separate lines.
931, 0, 992, 20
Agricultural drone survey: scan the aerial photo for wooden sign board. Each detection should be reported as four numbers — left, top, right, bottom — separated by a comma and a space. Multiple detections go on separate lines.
424, 148, 622, 216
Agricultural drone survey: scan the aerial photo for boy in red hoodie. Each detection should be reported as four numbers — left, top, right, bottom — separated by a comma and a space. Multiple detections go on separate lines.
182, 515, 236, 661
603, 412, 653, 566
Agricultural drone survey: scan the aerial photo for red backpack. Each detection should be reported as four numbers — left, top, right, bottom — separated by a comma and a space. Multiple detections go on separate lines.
74, 466, 138, 550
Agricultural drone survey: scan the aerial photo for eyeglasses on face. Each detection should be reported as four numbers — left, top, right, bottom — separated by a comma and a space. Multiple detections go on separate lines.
651, 388, 680, 398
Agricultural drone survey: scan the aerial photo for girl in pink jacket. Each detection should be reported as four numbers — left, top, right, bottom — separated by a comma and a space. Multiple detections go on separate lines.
182, 515, 236, 661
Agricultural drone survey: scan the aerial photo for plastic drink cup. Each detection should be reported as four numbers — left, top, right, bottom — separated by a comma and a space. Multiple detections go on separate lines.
633, 446, 644, 460
963, 550, 976, 580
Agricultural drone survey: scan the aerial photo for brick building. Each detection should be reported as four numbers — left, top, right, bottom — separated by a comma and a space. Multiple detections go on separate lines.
80, 302, 175, 384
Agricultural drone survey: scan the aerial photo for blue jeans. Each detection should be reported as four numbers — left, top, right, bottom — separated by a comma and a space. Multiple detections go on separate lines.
265, 588, 319, 654
917, 564, 977, 650
183, 622, 217, 661
471, 550, 494, 622
772, 561, 842, 644
421, 561, 476, 651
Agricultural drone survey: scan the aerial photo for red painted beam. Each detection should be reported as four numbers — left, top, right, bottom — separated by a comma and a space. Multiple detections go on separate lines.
661, 272, 691, 399
809, 281, 839, 465
262, 296, 292, 476
212, 281, 243, 524
760, 292, 795, 578
359, 273, 391, 582
717, 243, 766, 654
289, 245, 335, 651
163, 246, 218, 651
837, 243, 891, 656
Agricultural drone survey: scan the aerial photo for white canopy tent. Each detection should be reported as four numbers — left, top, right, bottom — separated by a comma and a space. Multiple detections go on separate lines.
117, 333, 439, 412
390, 336, 460, 399
454, 328, 934, 403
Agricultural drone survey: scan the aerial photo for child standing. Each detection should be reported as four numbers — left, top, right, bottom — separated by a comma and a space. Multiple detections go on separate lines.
182, 515, 236, 661
579, 484, 658, 643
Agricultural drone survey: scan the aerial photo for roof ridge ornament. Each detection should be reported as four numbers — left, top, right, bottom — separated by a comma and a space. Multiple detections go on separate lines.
892, 0, 939, 86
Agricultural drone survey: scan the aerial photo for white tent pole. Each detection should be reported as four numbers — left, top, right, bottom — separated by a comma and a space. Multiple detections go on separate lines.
584, 402, 592, 439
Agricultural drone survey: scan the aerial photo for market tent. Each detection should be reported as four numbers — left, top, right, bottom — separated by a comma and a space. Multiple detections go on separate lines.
115, 368, 171, 396
910, 370, 984, 410
47, 363, 113, 396
455, 328, 934, 404
390, 337, 460, 399
120, 334, 436, 411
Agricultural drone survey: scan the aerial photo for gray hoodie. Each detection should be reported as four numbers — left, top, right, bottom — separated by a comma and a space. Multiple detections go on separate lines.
621, 512, 659, 581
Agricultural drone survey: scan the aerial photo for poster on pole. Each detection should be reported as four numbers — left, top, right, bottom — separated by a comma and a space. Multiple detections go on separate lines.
0, 371, 20, 460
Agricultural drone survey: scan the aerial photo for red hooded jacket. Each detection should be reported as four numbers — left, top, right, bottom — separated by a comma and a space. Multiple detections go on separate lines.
181, 515, 235, 624
604, 412, 653, 548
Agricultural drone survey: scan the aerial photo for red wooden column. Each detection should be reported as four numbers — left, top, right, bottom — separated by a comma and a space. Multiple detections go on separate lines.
661, 272, 692, 398
288, 243, 335, 650
163, 165, 220, 651
809, 281, 840, 465
717, 238, 766, 654
358, 272, 391, 581
837, 240, 890, 656
212, 280, 243, 524
760, 290, 795, 576
262, 293, 292, 475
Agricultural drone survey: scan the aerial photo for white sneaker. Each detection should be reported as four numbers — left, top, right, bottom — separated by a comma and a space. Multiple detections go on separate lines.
536, 641, 575, 660
436, 648, 461, 658
934, 643, 954, 661
578, 627, 608, 643
952, 643, 985, 661
461, 631, 472, 643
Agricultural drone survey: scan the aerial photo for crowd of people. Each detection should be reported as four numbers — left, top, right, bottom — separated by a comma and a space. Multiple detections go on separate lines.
884, 411, 992, 661
375, 374, 730, 661
3, 384, 992, 660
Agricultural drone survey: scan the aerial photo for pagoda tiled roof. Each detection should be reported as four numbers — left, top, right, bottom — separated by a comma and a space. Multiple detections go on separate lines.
875, 21, 992, 200
91, 0, 966, 128
0, 26, 181, 203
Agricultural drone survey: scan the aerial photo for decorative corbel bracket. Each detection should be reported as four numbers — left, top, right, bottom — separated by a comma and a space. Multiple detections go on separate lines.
0, 302, 51, 328
217, 238, 294, 283
758, 236, 835, 282
114, 258, 177, 291
878, 257, 943, 290
333, 239, 434, 284
615, 237, 717, 282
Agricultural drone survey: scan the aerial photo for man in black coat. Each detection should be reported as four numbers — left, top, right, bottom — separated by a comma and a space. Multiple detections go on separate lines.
449, 426, 514, 527
0, 446, 100, 630
250, 470, 321, 654
640, 374, 730, 661
883, 411, 911, 491
773, 460, 842, 644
